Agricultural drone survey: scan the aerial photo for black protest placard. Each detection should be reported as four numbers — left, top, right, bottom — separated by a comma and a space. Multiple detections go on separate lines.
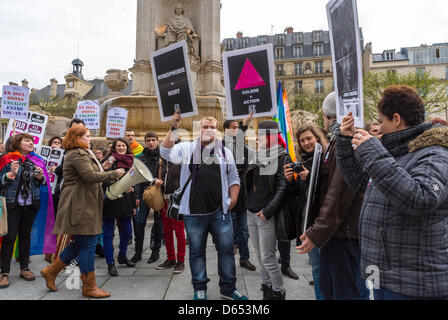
150, 40, 197, 122
327, 0, 364, 128
223, 44, 277, 120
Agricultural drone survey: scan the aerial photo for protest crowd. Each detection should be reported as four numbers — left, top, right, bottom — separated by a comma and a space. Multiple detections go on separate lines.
0, 84, 446, 301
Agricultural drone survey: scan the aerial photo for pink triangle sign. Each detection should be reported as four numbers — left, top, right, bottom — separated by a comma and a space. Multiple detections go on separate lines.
234, 58, 266, 90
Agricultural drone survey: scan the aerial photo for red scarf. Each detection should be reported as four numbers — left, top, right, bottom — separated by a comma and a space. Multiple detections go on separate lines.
112, 152, 134, 169
0, 151, 26, 171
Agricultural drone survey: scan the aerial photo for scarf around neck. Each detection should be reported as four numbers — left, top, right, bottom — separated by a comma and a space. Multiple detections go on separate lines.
111, 152, 134, 169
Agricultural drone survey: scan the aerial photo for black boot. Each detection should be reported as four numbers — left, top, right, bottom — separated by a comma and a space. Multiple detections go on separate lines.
281, 266, 299, 280
107, 264, 118, 277
147, 251, 159, 264
130, 252, 142, 264
272, 289, 286, 300
117, 256, 136, 268
260, 284, 273, 300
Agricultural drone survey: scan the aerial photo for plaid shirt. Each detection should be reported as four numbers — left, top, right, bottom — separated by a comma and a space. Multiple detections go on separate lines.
336, 123, 448, 298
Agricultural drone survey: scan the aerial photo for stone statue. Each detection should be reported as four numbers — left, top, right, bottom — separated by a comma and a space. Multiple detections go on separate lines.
156, 3, 200, 60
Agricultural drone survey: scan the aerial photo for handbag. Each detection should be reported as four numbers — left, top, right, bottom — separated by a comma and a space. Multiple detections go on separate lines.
143, 158, 165, 211
167, 163, 203, 221
0, 196, 8, 237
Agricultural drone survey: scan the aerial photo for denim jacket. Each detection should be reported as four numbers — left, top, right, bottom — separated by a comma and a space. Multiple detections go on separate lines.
0, 160, 46, 206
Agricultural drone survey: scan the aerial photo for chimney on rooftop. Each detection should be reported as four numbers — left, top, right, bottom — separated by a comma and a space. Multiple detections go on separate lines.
285, 27, 294, 34
236, 31, 243, 39
21, 79, 29, 88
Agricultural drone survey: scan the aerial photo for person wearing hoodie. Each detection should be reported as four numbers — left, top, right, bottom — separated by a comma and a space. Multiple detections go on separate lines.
337, 85, 448, 300
296, 92, 369, 300
243, 121, 289, 300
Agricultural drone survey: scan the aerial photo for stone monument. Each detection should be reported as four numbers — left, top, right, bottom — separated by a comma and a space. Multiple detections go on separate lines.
100, 0, 225, 138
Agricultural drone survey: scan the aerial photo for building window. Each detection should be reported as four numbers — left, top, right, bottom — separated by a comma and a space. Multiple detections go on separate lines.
385, 51, 394, 61
275, 47, 285, 59
436, 48, 440, 59
315, 61, 323, 74
313, 44, 324, 57
446, 66, 448, 79
315, 80, 324, 93
294, 33, 303, 44
294, 63, 303, 75
293, 45, 303, 57
294, 80, 303, 95
226, 40, 233, 50
258, 37, 267, 45
276, 36, 285, 46
313, 31, 323, 42
240, 39, 248, 48
276, 64, 285, 76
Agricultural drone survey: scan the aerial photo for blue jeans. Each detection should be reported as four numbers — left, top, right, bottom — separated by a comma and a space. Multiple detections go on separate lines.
374, 287, 448, 300
231, 210, 250, 262
308, 247, 324, 300
133, 202, 163, 254
184, 210, 236, 296
319, 237, 370, 300
59, 235, 97, 274
103, 217, 132, 265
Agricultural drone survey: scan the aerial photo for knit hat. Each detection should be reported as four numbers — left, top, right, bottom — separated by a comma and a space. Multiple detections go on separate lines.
259, 121, 280, 132
322, 91, 337, 118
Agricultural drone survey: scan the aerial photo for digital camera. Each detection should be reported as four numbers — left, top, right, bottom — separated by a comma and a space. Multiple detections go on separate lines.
289, 162, 305, 174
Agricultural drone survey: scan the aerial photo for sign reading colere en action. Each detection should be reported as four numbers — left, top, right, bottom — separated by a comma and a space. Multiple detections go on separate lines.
222, 44, 277, 120
150, 40, 198, 122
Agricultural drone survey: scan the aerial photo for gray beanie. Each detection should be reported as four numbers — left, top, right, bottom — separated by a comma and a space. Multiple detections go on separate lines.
322, 91, 337, 118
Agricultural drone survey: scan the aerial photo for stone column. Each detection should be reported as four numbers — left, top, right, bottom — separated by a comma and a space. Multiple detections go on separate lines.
50, 78, 58, 98
130, 0, 154, 95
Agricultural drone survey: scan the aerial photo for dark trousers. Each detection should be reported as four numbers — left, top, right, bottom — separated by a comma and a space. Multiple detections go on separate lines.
1, 205, 37, 274
319, 237, 370, 300
277, 240, 291, 269
133, 202, 163, 254
231, 210, 250, 262
103, 217, 132, 265
374, 287, 448, 300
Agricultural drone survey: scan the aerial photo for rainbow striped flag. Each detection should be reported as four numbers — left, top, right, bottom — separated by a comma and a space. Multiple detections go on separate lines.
273, 82, 297, 162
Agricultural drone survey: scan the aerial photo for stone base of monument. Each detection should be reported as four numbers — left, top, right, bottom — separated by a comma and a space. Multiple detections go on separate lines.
99, 95, 226, 140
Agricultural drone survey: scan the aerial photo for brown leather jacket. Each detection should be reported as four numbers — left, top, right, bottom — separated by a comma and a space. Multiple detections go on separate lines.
305, 136, 363, 248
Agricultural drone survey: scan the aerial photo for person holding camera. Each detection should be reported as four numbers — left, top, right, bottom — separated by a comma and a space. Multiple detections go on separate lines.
41, 126, 125, 298
0, 134, 47, 288
243, 121, 290, 300
101, 138, 137, 276
284, 124, 328, 300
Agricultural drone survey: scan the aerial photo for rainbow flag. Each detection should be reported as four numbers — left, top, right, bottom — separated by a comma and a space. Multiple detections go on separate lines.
273, 82, 297, 162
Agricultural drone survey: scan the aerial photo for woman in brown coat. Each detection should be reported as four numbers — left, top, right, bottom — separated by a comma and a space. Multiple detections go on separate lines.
40, 126, 125, 298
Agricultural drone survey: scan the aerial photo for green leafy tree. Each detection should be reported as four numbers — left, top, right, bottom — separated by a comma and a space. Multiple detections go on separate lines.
289, 87, 334, 127
363, 70, 448, 122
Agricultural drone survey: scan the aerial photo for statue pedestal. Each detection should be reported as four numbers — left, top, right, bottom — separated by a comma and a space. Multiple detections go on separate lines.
100, 95, 225, 140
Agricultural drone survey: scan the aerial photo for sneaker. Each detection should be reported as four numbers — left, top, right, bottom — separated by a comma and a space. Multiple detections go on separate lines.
221, 290, 248, 301
172, 262, 185, 274
156, 259, 177, 270
69, 259, 79, 268
193, 290, 207, 300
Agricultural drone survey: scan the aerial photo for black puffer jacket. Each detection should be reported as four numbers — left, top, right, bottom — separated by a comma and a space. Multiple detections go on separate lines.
243, 150, 289, 220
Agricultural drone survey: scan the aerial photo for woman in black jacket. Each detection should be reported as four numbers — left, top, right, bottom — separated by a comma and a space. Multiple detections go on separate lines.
284, 124, 327, 300
243, 121, 289, 300
102, 138, 137, 276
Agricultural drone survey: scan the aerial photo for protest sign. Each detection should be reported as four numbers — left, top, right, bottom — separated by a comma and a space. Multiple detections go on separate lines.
327, 0, 364, 128
5, 111, 48, 146
35, 146, 64, 194
302, 143, 323, 234
75, 100, 100, 129
150, 40, 198, 122
1, 85, 30, 120
222, 44, 277, 120
106, 107, 128, 138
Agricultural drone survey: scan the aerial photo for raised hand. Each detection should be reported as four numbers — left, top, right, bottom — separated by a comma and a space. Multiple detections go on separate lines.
341, 112, 356, 137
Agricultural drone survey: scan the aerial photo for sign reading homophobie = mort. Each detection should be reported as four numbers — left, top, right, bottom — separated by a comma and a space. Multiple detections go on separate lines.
1, 85, 30, 120
327, 0, 364, 128
34, 146, 64, 194
150, 40, 198, 122
5, 111, 48, 146
106, 107, 128, 138
75, 100, 100, 130
222, 44, 277, 120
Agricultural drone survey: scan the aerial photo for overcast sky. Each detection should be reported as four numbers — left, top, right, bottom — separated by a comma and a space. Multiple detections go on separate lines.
0, 0, 447, 89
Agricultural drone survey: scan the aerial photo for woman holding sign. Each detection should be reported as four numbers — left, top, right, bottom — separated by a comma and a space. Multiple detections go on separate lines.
0, 133, 47, 288
41, 126, 125, 298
